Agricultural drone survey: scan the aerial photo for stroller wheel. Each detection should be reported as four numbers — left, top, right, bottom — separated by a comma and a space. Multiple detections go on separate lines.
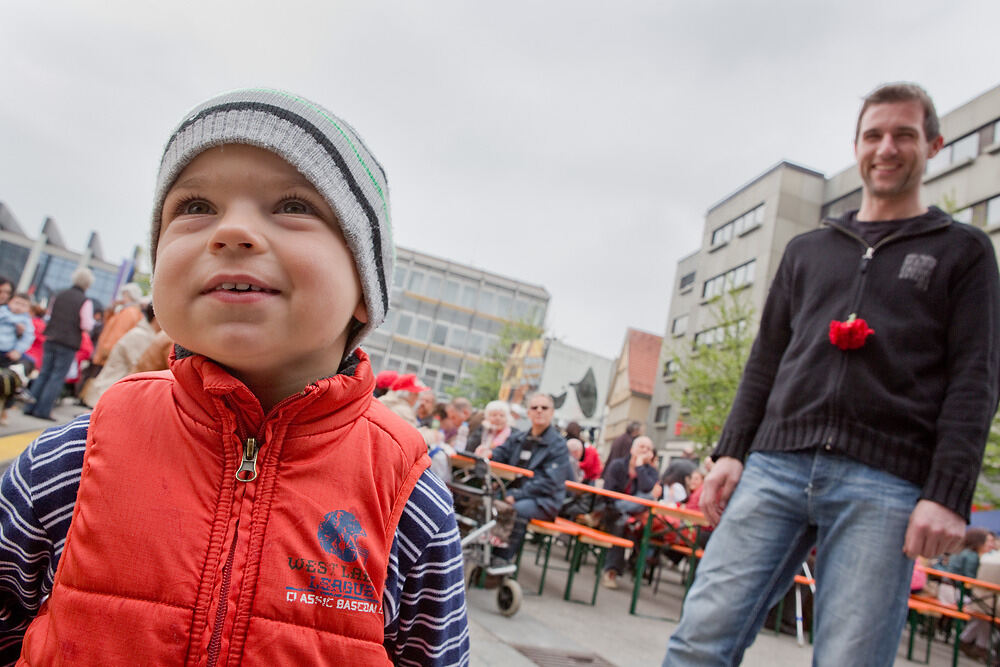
465, 564, 483, 589
496, 578, 522, 616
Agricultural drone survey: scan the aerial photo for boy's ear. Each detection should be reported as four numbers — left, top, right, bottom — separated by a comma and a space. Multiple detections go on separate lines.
353, 299, 368, 324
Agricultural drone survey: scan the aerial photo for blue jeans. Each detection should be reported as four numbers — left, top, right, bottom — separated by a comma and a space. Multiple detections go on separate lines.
664, 450, 920, 667
605, 498, 648, 575
497, 497, 555, 561
27, 341, 77, 419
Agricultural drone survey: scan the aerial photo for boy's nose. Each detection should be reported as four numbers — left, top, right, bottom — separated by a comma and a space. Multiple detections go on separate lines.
209, 208, 269, 253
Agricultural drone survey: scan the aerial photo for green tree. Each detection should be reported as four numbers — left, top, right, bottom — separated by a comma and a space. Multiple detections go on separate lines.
974, 410, 1000, 508
447, 319, 543, 407
668, 289, 754, 455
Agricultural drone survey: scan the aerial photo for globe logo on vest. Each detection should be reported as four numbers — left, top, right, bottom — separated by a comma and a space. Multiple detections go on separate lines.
318, 510, 369, 564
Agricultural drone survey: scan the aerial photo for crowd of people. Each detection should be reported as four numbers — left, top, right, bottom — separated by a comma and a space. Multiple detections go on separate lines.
0, 271, 174, 425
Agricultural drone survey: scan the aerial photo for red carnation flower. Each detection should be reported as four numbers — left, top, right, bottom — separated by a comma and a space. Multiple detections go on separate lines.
829, 314, 874, 351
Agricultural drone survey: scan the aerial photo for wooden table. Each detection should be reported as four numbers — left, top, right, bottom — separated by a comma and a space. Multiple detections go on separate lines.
450, 453, 534, 481
563, 481, 710, 616
916, 565, 1000, 667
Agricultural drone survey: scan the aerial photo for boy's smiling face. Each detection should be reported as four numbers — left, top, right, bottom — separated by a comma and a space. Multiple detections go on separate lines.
154, 144, 366, 408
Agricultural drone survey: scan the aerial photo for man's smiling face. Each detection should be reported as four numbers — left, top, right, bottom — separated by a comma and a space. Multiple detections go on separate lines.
854, 99, 942, 204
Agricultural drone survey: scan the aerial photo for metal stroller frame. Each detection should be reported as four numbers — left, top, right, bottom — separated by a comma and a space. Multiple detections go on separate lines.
448, 455, 523, 616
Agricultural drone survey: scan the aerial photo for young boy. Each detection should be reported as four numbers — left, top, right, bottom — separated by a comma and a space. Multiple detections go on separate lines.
0, 89, 469, 665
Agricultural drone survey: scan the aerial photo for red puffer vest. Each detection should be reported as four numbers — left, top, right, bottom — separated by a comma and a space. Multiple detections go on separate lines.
20, 350, 429, 666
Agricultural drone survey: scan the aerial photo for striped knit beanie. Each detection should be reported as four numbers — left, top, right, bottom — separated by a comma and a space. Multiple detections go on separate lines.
150, 88, 393, 354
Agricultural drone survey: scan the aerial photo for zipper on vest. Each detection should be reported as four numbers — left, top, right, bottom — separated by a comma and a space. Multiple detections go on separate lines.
235, 437, 259, 482
207, 519, 240, 667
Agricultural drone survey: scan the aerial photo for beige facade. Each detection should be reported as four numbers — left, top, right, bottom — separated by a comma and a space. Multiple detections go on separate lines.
649, 82, 1000, 454
603, 328, 660, 450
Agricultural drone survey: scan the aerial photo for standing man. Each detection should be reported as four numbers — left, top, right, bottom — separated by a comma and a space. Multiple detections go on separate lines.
603, 420, 643, 478
26, 268, 95, 421
665, 82, 1000, 665
484, 393, 571, 564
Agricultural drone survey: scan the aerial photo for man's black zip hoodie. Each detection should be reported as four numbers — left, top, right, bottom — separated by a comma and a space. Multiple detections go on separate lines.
713, 207, 1000, 520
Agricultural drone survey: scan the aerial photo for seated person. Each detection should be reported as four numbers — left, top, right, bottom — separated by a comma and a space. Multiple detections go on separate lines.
466, 400, 512, 452
479, 393, 570, 565
660, 457, 697, 505
600, 436, 658, 589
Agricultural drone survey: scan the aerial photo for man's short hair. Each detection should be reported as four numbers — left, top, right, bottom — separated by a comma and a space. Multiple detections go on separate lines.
449, 396, 472, 413
526, 392, 554, 406
71, 267, 94, 290
856, 82, 940, 142
626, 421, 643, 435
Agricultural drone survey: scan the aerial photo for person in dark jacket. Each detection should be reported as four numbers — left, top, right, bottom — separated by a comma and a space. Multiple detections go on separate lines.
488, 393, 570, 563
603, 420, 642, 478
600, 435, 658, 589
666, 83, 1000, 666
25, 268, 94, 420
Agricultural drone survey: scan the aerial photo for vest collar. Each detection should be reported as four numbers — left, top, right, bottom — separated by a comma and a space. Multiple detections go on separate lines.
167, 348, 376, 437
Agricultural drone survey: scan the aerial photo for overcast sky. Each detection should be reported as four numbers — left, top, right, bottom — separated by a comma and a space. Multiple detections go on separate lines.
2, 1, 999, 360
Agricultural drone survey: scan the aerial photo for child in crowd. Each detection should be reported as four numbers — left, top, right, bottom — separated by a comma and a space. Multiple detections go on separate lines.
0, 89, 468, 665
0, 293, 36, 424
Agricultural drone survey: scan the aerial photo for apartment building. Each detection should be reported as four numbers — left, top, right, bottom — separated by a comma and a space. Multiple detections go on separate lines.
364, 247, 550, 396
649, 83, 1000, 453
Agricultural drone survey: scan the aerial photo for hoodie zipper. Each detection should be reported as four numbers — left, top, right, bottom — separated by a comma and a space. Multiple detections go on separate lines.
823, 217, 951, 417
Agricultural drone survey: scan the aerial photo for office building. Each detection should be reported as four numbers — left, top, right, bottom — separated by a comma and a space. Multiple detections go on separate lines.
365, 247, 550, 396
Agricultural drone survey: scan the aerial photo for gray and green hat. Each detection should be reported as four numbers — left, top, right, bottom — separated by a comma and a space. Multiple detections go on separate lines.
150, 88, 393, 353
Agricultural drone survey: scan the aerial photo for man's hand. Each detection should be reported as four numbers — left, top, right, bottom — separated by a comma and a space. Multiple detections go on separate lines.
903, 499, 965, 559
699, 457, 743, 526
504, 495, 515, 505
474, 444, 492, 458
6, 350, 20, 361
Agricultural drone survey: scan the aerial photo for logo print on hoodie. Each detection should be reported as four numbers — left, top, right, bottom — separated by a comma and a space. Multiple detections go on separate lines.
898, 253, 937, 291
318, 509, 370, 564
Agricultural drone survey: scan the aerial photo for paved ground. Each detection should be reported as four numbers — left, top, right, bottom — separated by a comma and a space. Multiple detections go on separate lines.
0, 404, 986, 666
467, 538, 984, 666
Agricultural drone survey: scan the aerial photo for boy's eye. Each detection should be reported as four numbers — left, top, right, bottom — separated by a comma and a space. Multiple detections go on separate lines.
277, 199, 313, 215
180, 200, 214, 215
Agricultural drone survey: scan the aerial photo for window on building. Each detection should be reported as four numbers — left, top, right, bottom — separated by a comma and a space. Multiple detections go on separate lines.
953, 207, 973, 225
679, 271, 696, 291
441, 372, 456, 389
927, 132, 980, 174
987, 195, 1000, 228
495, 292, 512, 318
393, 268, 406, 288
386, 357, 403, 371
407, 270, 423, 292
654, 405, 671, 424
663, 359, 679, 376
404, 362, 420, 374
432, 323, 449, 346
478, 289, 495, 314
702, 259, 756, 300
460, 284, 477, 309
694, 319, 748, 349
442, 279, 460, 304
396, 313, 413, 337
671, 314, 688, 336
467, 332, 484, 356
424, 274, 441, 299
450, 327, 466, 350
413, 318, 431, 342
711, 204, 765, 247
